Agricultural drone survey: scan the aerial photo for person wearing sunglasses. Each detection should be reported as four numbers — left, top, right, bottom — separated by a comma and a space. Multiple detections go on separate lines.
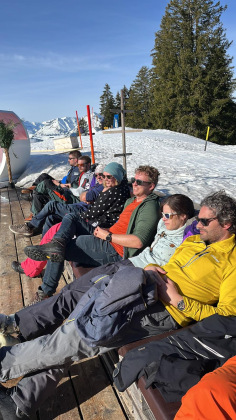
128, 194, 195, 269
20, 150, 82, 196
22, 155, 94, 222
33, 155, 94, 211
19, 165, 159, 298
9, 164, 106, 277
20, 150, 82, 220
0, 190, 235, 419
18, 162, 131, 300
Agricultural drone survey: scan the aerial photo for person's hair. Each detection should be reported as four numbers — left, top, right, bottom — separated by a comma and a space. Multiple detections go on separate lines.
135, 165, 160, 186
200, 190, 236, 233
69, 150, 82, 160
95, 163, 105, 174
78, 155, 91, 165
161, 194, 195, 219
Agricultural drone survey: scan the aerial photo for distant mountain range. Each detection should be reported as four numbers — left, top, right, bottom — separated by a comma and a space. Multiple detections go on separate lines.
23, 114, 102, 138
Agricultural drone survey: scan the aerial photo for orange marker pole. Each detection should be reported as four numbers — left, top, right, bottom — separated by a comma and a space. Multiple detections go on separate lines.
76, 110, 83, 149
87, 105, 95, 164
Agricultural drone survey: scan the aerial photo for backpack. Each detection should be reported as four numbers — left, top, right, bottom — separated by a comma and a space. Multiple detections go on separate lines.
72, 265, 158, 347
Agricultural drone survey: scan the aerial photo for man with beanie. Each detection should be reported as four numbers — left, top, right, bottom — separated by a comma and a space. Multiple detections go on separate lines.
23, 165, 160, 300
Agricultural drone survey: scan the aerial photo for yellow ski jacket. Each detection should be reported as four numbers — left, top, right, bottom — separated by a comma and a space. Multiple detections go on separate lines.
161, 234, 236, 326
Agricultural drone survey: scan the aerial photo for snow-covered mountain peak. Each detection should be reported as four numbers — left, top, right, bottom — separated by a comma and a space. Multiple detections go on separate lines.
23, 113, 102, 139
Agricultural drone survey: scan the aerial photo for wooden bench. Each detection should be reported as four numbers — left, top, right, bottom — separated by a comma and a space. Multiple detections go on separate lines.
117, 331, 183, 420
100, 327, 187, 420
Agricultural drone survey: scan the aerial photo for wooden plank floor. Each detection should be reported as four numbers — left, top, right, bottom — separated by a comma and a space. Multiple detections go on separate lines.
0, 186, 133, 420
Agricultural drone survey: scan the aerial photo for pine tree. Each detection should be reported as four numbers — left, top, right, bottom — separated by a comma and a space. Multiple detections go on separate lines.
114, 86, 130, 127
122, 85, 130, 107
114, 91, 121, 127
115, 91, 121, 109
151, 0, 236, 144
100, 84, 115, 129
126, 67, 153, 128
78, 117, 88, 135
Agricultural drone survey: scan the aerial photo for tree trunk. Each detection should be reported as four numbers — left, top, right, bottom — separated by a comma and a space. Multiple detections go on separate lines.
4, 148, 14, 188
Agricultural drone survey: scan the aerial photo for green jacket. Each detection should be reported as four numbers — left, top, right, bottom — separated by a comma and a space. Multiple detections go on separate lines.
123, 193, 160, 259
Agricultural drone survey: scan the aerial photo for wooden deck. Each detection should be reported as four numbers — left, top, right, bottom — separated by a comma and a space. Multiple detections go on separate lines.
0, 186, 134, 420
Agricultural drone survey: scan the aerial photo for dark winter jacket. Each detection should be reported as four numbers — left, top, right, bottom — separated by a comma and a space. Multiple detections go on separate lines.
113, 314, 236, 401
73, 265, 158, 347
61, 166, 80, 185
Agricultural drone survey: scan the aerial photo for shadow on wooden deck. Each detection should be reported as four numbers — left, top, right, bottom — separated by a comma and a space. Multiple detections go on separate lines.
0, 186, 132, 420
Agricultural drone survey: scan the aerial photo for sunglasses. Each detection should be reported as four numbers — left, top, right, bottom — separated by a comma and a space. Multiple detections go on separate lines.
195, 216, 217, 226
162, 212, 179, 219
131, 177, 152, 186
95, 173, 103, 178
68, 157, 75, 160
102, 174, 114, 179
77, 163, 87, 167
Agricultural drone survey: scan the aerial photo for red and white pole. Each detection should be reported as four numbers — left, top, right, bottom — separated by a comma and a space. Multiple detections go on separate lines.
87, 105, 95, 164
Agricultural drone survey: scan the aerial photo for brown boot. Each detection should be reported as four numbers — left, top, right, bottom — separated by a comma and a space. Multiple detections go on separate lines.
21, 186, 36, 194
24, 213, 33, 222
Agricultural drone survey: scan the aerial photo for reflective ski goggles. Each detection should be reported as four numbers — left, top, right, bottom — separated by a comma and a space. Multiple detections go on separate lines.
131, 177, 152, 186
195, 216, 217, 226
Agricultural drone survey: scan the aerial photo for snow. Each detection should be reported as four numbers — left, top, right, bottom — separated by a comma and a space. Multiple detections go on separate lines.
24, 112, 102, 139
15, 126, 236, 204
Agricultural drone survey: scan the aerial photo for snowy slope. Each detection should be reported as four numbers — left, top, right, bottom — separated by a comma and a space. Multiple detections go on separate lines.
15, 127, 236, 204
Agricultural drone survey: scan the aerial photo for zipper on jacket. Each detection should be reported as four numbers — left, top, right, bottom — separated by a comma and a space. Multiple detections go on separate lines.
181, 246, 210, 268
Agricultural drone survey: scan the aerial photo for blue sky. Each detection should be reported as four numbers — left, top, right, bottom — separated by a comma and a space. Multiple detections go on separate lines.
1, 0, 235, 122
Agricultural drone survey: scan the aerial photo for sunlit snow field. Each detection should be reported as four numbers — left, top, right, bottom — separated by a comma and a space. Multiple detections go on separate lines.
16, 128, 236, 204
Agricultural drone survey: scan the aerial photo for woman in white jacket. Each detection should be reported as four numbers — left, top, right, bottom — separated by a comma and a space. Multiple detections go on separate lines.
129, 193, 195, 268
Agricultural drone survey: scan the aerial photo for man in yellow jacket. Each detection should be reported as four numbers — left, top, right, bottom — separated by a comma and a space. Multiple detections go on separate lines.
146, 190, 236, 326
0, 190, 236, 419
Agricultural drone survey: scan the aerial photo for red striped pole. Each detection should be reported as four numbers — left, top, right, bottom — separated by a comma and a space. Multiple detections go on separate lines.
87, 105, 95, 164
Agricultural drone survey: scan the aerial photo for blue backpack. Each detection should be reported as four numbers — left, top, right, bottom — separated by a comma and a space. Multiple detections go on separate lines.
70, 265, 158, 347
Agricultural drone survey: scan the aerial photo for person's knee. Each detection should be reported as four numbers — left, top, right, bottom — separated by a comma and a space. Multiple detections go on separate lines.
64, 212, 77, 222
76, 235, 93, 249
42, 216, 53, 236
46, 200, 57, 213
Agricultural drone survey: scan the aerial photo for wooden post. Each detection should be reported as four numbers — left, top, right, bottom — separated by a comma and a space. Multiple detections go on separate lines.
120, 90, 127, 170
110, 89, 134, 172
